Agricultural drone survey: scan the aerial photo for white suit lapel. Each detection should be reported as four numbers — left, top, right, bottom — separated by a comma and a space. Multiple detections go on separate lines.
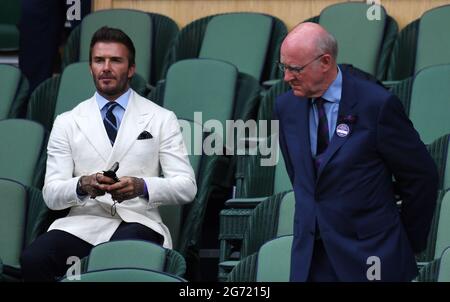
108, 91, 154, 165
74, 96, 112, 162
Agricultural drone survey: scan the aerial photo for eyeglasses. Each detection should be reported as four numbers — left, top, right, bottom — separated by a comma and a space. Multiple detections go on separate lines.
277, 54, 325, 75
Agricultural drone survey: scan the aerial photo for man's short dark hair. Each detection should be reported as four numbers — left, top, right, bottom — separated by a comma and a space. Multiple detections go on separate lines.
89, 26, 136, 66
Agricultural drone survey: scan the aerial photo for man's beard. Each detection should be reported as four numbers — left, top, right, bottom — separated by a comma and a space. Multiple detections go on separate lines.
93, 75, 129, 97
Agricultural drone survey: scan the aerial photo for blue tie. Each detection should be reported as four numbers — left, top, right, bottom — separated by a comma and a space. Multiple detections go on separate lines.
104, 102, 119, 145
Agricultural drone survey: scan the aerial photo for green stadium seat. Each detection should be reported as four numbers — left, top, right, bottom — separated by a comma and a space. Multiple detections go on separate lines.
408, 64, 450, 144
162, 12, 287, 83
226, 235, 293, 282
0, 119, 45, 187
0, 178, 55, 281
387, 5, 450, 81
83, 240, 186, 276
0, 64, 29, 119
218, 191, 294, 280
319, 2, 395, 79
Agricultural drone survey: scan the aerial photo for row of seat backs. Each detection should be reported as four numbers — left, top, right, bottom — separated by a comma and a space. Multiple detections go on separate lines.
0, 64, 29, 119
62, 9, 287, 86
227, 189, 450, 282
387, 4, 450, 81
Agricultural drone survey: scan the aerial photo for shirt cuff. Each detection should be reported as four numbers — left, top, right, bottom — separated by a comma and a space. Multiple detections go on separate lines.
142, 179, 149, 200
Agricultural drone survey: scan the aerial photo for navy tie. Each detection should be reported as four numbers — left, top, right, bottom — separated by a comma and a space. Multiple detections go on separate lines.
104, 102, 119, 145
315, 97, 329, 169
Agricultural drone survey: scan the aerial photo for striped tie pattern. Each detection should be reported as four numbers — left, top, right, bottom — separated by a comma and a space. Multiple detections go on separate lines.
315, 97, 329, 170
104, 102, 119, 145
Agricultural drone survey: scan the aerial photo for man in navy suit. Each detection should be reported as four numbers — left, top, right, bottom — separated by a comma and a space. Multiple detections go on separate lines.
274, 23, 438, 282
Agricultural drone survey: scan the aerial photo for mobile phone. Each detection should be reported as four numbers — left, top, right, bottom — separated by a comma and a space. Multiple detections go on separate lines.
103, 162, 120, 182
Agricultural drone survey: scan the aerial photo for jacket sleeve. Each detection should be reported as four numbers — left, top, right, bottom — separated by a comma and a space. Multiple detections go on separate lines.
376, 95, 439, 253
144, 111, 197, 207
273, 97, 295, 185
43, 114, 88, 210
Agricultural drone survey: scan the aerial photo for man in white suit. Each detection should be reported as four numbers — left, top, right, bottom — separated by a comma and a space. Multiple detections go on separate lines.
20, 27, 197, 281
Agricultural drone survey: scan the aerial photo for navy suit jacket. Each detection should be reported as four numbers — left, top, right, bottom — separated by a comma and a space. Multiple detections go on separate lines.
274, 70, 438, 282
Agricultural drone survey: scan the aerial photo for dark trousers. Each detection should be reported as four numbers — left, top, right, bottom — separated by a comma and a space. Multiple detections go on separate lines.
20, 222, 163, 282
307, 239, 339, 282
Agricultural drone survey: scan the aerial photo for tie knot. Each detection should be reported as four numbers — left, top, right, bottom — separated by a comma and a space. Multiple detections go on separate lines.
105, 102, 119, 113
315, 97, 327, 107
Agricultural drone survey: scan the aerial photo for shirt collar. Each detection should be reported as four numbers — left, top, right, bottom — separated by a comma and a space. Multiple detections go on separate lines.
312, 66, 342, 104
95, 88, 131, 111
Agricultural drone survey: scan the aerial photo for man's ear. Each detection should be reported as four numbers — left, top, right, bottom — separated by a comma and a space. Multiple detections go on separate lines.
321, 54, 333, 71
128, 64, 136, 79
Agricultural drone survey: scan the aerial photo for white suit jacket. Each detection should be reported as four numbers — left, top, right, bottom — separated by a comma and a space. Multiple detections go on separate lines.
43, 90, 197, 249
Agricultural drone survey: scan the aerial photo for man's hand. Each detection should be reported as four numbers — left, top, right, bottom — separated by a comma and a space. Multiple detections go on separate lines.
77, 173, 117, 198
105, 177, 146, 202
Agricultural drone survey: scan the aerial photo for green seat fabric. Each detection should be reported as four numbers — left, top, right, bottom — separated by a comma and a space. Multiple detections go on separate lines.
199, 13, 272, 81
0, 64, 29, 119
415, 5, 450, 74
409, 64, 450, 144
434, 192, 450, 260
62, 268, 186, 282
387, 5, 450, 81
0, 0, 20, 51
0, 179, 53, 281
162, 12, 287, 83
417, 190, 450, 265
0, 179, 27, 268
319, 2, 387, 77
159, 119, 203, 250
386, 20, 419, 81
54, 62, 96, 118
79, 9, 152, 83
226, 235, 293, 282
0, 64, 21, 119
0, 119, 45, 187
256, 235, 293, 282
276, 191, 295, 236
438, 246, 450, 281
426, 134, 450, 191
87, 240, 167, 272
163, 59, 237, 126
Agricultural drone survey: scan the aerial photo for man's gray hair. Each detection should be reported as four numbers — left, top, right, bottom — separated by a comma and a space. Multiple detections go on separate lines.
316, 32, 338, 59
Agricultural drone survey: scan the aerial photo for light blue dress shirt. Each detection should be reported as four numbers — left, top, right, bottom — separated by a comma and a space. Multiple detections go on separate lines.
309, 67, 342, 157
95, 88, 132, 129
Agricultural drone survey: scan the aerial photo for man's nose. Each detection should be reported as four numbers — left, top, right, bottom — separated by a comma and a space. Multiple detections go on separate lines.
102, 59, 111, 71
283, 70, 294, 82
